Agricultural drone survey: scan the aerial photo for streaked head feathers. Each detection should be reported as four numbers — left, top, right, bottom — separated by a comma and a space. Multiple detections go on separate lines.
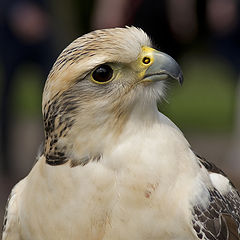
44, 27, 151, 102
42, 26, 182, 166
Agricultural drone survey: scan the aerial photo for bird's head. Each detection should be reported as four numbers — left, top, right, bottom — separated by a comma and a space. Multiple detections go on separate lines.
42, 27, 183, 166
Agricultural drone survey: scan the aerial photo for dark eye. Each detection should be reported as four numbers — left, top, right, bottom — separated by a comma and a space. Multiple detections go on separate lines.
92, 64, 113, 84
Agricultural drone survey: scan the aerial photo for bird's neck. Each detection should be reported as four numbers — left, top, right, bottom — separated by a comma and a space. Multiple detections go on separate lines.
70, 100, 161, 160
43, 100, 161, 166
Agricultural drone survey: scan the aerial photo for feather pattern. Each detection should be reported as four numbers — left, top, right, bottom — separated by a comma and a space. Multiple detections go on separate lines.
192, 156, 240, 240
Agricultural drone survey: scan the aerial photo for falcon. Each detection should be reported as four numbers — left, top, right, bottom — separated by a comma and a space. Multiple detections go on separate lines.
2, 26, 240, 240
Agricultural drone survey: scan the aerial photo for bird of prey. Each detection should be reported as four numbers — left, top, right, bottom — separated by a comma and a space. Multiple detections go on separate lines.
2, 26, 240, 240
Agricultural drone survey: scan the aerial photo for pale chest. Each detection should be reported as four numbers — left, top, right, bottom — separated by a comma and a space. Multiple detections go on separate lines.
20, 142, 198, 240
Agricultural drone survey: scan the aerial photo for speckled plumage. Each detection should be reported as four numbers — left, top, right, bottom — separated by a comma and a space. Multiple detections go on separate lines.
2, 26, 240, 240
193, 157, 240, 240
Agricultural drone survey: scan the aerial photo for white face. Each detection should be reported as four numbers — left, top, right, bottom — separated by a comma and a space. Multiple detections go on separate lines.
42, 27, 183, 164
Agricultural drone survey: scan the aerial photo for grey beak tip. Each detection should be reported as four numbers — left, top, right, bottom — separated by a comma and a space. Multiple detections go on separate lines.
178, 71, 184, 86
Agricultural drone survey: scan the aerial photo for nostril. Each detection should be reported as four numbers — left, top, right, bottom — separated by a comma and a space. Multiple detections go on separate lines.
142, 57, 151, 65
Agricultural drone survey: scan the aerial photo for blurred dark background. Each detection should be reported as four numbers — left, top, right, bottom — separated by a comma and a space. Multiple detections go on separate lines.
0, 0, 240, 224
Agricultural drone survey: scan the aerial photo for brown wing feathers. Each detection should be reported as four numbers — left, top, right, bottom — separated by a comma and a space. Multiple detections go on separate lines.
192, 155, 240, 240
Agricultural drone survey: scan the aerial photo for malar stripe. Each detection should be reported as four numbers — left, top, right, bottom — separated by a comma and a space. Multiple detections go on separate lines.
46, 157, 68, 166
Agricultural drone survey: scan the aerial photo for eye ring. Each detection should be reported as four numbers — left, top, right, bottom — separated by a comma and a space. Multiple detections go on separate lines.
92, 64, 113, 84
142, 57, 151, 65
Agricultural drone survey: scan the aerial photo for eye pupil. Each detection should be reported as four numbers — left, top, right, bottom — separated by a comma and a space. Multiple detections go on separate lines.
143, 57, 151, 64
92, 64, 113, 83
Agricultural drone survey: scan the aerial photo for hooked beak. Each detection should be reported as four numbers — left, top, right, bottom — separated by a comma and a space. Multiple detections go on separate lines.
143, 50, 184, 85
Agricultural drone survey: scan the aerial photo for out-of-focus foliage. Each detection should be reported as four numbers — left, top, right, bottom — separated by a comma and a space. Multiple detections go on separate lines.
162, 53, 236, 133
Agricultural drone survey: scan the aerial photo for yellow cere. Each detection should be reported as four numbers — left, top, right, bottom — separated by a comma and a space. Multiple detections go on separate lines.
137, 46, 155, 79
